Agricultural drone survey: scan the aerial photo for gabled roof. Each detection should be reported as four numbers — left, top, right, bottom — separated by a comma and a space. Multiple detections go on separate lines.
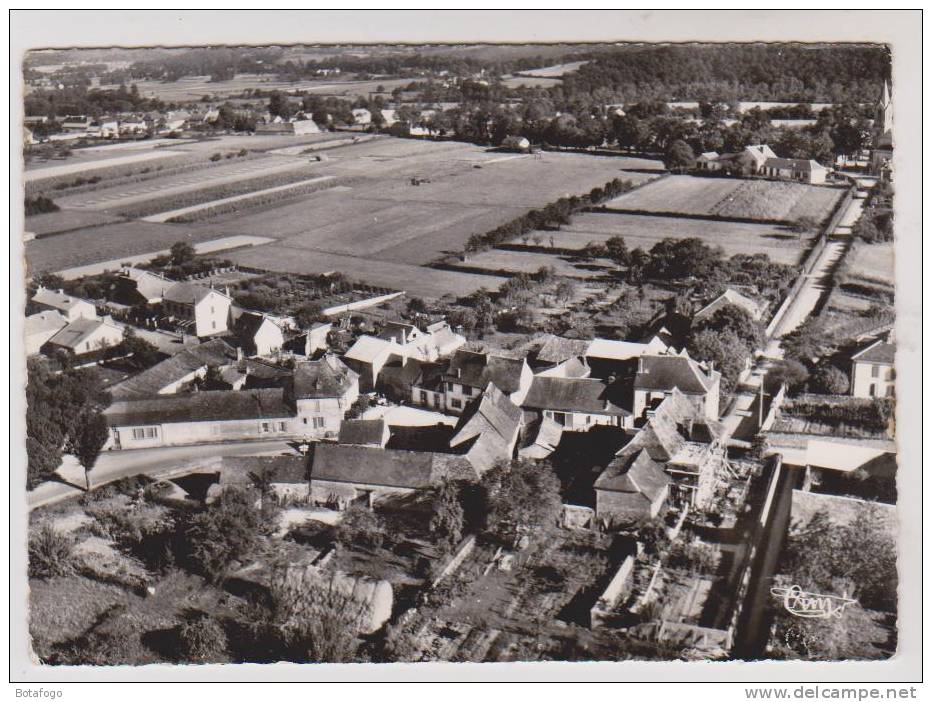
290, 355, 357, 399
110, 338, 238, 400
221, 455, 309, 485
311, 443, 476, 490
595, 449, 670, 499
48, 318, 120, 350
522, 377, 630, 416
105, 388, 293, 426
25, 310, 68, 337
449, 383, 524, 473
338, 419, 388, 446
694, 288, 763, 322
234, 311, 283, 341
518, 416, 563, 460
344, 335, 398, 364
444, 350, 527, 394
120, 267, 172, 302
635, 353, 718, 395
163, 281, 229, 306
535, 335, 589, 365
32, 287, 94, 313
618, 388, 723, 463
851, 339, 896, 365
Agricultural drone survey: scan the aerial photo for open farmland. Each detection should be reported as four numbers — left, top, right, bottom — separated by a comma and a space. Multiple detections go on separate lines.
26, 138, 658, 297
605, 175, 844, 224
522, 211, 811, 266
456, 248, 617, 280
516, 61, 588, 77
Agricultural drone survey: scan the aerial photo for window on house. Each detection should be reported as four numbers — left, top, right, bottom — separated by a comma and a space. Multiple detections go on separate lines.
212, 321, 217, 330
886, 385, 894, 397
462, 385, 472, 396
868, 385, 876, 397
447, 382, 455, 392
450, 398, 462, 409
261, 422, 270, 433
131, 427, 158, 440
312, 417, 325, 429
302, 417, 309, 425
278, 422, 287, 432
871, 365, 880, 378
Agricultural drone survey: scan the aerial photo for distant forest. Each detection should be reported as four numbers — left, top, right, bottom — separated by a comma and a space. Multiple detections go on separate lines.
563, 44, 891, 103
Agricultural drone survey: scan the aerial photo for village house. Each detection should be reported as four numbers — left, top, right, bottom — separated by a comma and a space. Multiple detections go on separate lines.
532, 334, 669, 379
521, 376, 632, 431
285, 355, 360, 439
351, 108, 372, 125
306, 321, 332, 355
104, 388, 297, 450
309, 442, 475, 509
233, 311, 286, 358
162, 282, 233, 338
759, 157, 829, 185
255, 118, 321, 136
32, 287, 97, 322
633, 351, 721, 420
109, 338, 238, 400
594, 449, 672, 524
105, 354, 358, 448
60, 115, 93, 133
25, 310, 68, 356
517, 416, 564, 460
441, 349, 533, 413
448, 383, 525, 474
601, 387, 726, 512
850, 337, 896, 398
46, 317, 124, 356
693, 288, 765, 323
338, 418, 391, 448
343, 335, 403, 391
112, 267, 173, 306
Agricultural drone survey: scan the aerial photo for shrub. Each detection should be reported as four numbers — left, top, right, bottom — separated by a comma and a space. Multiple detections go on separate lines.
25, 195, 60, 216
29, 523, 75, 579
209, 152, 222, 162
336, 504, 386, 550
178, 612, 228, 663
812, 364, 850, 395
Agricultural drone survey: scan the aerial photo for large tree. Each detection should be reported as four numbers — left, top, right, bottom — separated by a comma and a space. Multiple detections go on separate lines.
481, 459, 562, 544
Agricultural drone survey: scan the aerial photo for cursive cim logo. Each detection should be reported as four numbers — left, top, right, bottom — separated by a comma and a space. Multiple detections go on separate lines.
770, 585, 858, 619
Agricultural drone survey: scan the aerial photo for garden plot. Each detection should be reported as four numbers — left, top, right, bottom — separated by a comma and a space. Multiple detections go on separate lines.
529, 211, 809, 266
604, 175, 844, 224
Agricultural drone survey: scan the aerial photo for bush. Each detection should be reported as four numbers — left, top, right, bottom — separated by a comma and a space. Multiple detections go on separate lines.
178, 613, 228, 663
336, 504, 386, 550
29, 523, 75, 579
812, 364, 850, 395
210, 152, 222, 162
25, 195, 60, 216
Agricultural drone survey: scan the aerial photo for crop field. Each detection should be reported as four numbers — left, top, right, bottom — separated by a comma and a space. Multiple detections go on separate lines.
848, 241, 895, 284
605, 175, 844, 224
25, 210, 125, 237
24, 137, 669, 297
516, 61, 588, 77
524, 211, 809, 266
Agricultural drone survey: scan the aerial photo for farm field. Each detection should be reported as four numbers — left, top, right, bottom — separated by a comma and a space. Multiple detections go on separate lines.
605, 175, 845, 224
25, 210, 125, 237
848, 241, 895, 284
24, 148, 186, 182
458, 248, 617, 280
516, 61, 588, 77
529, 211, 810, 265
25, 138, 664, 297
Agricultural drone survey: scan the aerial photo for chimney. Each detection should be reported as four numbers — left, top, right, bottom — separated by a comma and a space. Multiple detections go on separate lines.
236, 346, 244, 361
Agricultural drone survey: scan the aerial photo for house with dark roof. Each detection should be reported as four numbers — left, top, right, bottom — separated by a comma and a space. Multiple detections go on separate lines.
612, 388, 726, 509
442, 349, 532, 414
594, 449, 671, 524
110, 338, 238, 400
851, 338, 895, 399
309, 443, 476, 508
338, 418, 390, 448
518, 416, 563, 460
448, 383, 524, 473
522, 376, 632, 431
47, 317, 124, 356
761, 157, 829, 184
104, 388, 296, 449
633, 352, 721, 420
233, 311, 285, 357
285, 355, 360, 439
162, 281, 232, 337
113, 267, 173, 306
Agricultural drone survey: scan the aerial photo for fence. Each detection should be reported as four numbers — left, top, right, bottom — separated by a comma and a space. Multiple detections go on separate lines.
590, 555, 636, 628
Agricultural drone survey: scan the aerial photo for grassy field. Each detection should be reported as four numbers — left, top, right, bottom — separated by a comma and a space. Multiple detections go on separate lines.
516, 61, 588, 77
848, 241, 895, 284
605, 175, 844, 224
25, 210, 125, 236
522, 211, 810, 265
24, 137, 664, 297
458, 248, 617, 280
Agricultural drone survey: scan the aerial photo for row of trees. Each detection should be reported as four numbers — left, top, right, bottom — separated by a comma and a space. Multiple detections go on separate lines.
464, 178, 634, 253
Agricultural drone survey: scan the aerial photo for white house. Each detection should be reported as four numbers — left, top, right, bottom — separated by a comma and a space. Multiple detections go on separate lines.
761, 157, 829, 185
162, 282, 232, 337
47, 317, 124, 356
233, 311, 285, 357
850, 339, 895, 398
441, 350, 533, 414
351, 108, 372, 125
633, 351, 721, 420
522, 376, 632, 431
32, 287, 97, 322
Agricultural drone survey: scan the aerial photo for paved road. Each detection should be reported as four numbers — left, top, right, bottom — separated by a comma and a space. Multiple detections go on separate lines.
28, 439, 296, 510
